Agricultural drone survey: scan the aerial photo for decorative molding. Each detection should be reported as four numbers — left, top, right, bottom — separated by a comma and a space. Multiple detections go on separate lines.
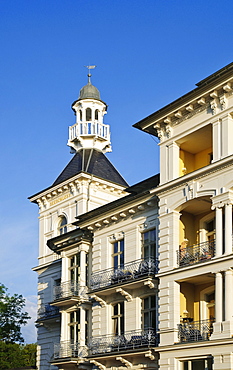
91, 295, 106, 307
144, 278, 155, 289
116, 288, 133, 302
145, 351, 155, 360
90, 360, 106, 370
116, 357, 133, 368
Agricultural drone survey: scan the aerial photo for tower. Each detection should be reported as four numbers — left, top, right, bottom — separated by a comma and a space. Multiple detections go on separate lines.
68, 66, 111, 154
29, 70, 128, 370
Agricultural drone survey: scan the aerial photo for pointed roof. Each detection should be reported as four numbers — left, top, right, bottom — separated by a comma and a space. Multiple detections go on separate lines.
52, 149, 128, 187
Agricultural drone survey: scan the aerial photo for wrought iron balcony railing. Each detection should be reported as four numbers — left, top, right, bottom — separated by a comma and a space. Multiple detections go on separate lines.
54, 342, 88, 359
37, 304, 60, 321
90, 257, 158, 290
53, 281, 89, 301
178, 319, 214, 342
177, 240, 215, 267
89, 328, 158, 355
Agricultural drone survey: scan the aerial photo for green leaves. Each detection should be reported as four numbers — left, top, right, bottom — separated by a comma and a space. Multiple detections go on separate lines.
0, 283, 31, 343
0, 342, 37, 369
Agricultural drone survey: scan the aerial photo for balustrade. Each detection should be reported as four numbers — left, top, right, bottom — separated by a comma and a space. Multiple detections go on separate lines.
54, 342, 88, 359
69, 121, 110, 141
53, 281, 88, 301
178, 319, 214, 342
37, 304, 60, 321
89, 328, 158, 355
177, 240, 215, 267
90, 257, 158, 290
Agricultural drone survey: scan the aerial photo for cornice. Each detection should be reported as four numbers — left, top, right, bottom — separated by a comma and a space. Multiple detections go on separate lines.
134, 71, 233, 137
29, 172, 126, 211
77, 194, 158, 231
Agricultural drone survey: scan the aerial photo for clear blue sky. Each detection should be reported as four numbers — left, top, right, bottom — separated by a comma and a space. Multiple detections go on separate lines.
0, 0, 233, 342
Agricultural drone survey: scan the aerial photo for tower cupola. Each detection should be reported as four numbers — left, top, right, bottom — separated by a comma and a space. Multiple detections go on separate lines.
68, 66, 111, 154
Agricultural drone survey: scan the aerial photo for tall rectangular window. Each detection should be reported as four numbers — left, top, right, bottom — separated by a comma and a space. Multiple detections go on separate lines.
70, 253, 80, 282
112, 239, 124, 270
142, 229, 156, 259
69, 310, 80, 343
112, 302, 124, 335
142, 295, 156, 329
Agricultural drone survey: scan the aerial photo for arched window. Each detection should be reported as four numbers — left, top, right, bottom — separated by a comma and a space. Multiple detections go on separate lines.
79, 110, 82, 121
86, 108, 92, 121
95, 109, 99, 120
58, 216, 67, 235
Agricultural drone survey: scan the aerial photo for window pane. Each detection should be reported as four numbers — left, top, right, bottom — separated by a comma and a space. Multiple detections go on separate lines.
114, 242, 118, 254
120, 240, 124, 252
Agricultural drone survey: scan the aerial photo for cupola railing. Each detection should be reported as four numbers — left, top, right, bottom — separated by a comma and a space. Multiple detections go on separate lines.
69, 121, 110, 141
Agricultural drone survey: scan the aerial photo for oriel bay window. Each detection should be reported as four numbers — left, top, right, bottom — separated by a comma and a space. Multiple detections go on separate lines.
112, 302, 124, 336
142, 295, 156, 330
142, 229, 156, 260
70, 253, 81, 282
69, 309, 89, 345
69, 252, 88, 285
113, 239, 124, 270
69, 310, 80, 343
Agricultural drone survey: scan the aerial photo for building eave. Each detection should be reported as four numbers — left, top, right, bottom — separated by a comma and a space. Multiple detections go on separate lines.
133, 63, 233, 136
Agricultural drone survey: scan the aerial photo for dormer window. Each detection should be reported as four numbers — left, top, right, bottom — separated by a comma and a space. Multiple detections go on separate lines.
86, 108, 92, 121
58, 216, 67, 235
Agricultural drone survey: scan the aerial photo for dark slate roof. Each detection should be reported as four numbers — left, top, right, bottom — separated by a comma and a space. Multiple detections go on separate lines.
52, 149, 129, 187
126, 174, 160, 194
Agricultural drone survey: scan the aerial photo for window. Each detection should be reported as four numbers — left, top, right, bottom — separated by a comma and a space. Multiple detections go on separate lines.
70, 253, 80, 282
112, 302, 124, 336
142, 295, 156, 329
95, 109, 99, 120
69, 310, 80, 343
142, 229, 156, 259
58, 216, 67, 235
112, 239, 124, 270
86, 108, 92, 121
181, 358, 213, 370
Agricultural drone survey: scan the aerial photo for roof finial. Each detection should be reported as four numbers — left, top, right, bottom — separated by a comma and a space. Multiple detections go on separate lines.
84, 65, 96, 83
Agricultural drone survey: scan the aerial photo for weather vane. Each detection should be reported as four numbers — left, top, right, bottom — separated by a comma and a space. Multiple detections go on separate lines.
84, 65, 96, 83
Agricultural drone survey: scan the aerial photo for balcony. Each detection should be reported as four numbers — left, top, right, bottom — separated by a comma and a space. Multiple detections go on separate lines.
37, 304, 60, 322
90, 258, 158, 291
52, 281, 89, 307
89, 328, 158, 355
178, 319, 214, 343
69, 121, 110, 141
54, 342, 88, 359
177, 240, 215, 267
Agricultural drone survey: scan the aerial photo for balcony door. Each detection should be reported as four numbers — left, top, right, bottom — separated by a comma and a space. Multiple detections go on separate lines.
112, 302, 124, 336
113, 239, 124, 270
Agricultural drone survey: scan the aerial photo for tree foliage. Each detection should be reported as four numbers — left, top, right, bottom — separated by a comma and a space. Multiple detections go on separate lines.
0, 283, 31, 343
0, 341, 37, 369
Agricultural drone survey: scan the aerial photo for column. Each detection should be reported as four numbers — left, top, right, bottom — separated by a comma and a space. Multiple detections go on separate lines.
221, 114, 233, 158
212, 120, 221, 162
168, 141, 179, 181
215, 272, 223, 323
225, 203, 232, 255
225, 269, 233, 321
215, 206, 223, 257
80, 249, 87, 286
79, 306, 86, 347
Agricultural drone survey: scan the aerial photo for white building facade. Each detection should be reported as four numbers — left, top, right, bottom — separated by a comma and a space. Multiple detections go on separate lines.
31, 62, 233, 370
